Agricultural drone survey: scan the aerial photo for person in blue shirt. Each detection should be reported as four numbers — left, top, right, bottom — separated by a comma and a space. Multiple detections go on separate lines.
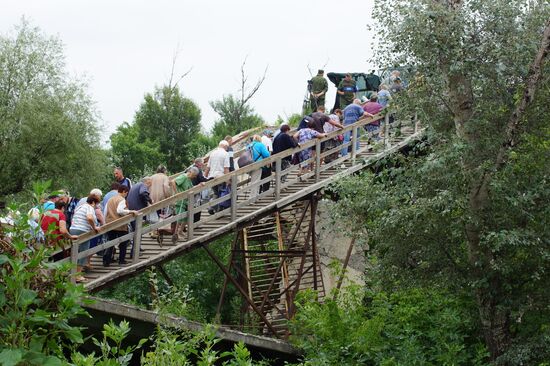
341, 99, 373, 156
247, 135, 270, 198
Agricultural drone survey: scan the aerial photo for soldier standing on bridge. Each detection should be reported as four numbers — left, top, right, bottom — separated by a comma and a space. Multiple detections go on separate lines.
337, 73, 357, 110
309, 69, 328, 111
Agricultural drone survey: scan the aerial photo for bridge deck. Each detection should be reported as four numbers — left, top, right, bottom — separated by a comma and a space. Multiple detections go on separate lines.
66, 118, 422, 292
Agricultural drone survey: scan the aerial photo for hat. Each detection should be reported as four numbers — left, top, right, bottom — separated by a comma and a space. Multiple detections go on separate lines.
90, 188, 103, 197
317, 69, 324, 74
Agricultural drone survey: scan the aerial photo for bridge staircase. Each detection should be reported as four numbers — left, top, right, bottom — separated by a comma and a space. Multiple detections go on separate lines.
58, 115, 423, 338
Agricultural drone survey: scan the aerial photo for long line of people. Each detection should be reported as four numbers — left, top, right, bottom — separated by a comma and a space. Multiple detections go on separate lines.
5, 71, 403, 282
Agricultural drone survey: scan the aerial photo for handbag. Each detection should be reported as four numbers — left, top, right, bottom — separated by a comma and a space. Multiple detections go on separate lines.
147, 211, 159, 224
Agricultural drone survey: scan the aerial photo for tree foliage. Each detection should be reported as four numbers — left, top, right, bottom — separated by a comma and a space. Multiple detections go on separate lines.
109, 122, 164, 180
134, 86, 202, 173
331, 0, 550, 362
210, 95, 264, 141
291, 286, 487, 365
0, 20, 109, 198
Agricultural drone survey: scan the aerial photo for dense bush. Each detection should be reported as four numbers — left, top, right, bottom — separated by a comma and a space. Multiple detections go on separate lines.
290, 286, 488, 365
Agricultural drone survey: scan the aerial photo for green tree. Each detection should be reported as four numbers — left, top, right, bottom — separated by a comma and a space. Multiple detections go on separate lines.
333, 0, 550, 361
134, 85, 202, 173
0, 20, 109, 198
210, 95, 264, 140
110, 122, 164, 180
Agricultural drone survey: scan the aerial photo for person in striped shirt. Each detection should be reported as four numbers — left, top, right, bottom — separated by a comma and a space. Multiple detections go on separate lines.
69, 195, 100, 282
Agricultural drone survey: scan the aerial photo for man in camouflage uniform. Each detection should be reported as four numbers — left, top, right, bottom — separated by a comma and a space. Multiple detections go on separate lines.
309, 69, 328, 111
337, 73, 357, 109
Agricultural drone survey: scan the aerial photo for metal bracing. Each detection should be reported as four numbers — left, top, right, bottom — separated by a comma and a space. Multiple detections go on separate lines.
214, 195, 325, 338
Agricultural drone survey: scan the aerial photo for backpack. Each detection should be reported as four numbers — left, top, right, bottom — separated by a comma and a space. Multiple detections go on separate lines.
218, 185, 232, 209
237, 144, 260, 168
65, 197, 79, 229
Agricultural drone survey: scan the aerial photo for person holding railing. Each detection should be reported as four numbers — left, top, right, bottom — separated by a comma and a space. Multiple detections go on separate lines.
324, 109, 344, 163
173, 167, 200, 242
41, 200, 77, 261
293, 120, 326, 177
341, 99, 374, 156
247, 135, 271, 198
69, 195, 100, 282
103, 185, 137, 267
272, 124, 297, 183
205, 140, 230, 214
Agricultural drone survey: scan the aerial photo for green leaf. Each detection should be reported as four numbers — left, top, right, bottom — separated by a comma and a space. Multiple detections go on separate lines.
17, 289, 37, 307
0, 349, 23, 366
0, 288, 5, 307
40, 356, 63, 366
0, 255, 9, 265
64, 327, 84, 344
29, 336, 45, 352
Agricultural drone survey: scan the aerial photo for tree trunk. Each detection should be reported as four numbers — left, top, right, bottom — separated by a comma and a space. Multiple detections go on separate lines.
476, 289, 511, 362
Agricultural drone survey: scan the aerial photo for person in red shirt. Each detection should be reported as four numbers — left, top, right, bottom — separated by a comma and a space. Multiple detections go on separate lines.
41, 200, 77, 260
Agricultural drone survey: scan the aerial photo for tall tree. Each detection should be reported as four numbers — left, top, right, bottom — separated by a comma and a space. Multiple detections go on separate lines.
334, 0, 550, 362
134, 86, 201, 173
0, 20, 109, 197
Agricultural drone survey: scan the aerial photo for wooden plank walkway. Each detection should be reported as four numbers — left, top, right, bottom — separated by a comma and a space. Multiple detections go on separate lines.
67, 118, 422, 292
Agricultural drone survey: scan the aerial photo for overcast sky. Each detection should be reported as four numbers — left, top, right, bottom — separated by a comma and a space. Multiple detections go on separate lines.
1, 0, 376, 144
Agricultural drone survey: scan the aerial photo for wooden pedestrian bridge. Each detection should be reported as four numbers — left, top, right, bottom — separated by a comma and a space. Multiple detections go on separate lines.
59, 114, 424, 340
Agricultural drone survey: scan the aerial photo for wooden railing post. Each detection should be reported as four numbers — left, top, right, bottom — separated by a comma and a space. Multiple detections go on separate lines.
187, 191, 195, 240
70, 240, 78, 282
315, 139, 321, 182
384, 114, 391, 149
274, 158, 281, 201
132, 213, 144, 264
351, 125, 358, 162
414, 112, 419, 133
230, 175, 238, 221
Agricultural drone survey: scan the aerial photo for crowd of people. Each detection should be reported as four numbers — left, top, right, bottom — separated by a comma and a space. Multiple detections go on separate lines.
1, 69, 404, 282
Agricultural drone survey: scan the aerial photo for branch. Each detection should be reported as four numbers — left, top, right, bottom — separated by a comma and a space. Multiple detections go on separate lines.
242, 65, 267, 106
238, 56, 268, 107
473, 18, 550, 198
306, 63, 313, 78
500, 18, 550, 155
168, 45, 193, 90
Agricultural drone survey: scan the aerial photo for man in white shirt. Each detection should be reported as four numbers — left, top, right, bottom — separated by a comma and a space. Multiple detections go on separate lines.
205, 140, 230, 214
205, 140, 230, 179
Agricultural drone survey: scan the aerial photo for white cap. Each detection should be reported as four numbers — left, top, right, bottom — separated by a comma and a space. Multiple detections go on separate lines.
90, 188, 103, 197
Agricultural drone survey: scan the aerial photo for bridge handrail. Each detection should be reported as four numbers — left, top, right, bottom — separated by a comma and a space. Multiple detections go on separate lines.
69, 113, 385, 245
63, 112, 412, 278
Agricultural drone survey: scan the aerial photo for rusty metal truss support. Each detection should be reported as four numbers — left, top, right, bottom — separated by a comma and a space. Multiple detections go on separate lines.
213, 193, 325, 339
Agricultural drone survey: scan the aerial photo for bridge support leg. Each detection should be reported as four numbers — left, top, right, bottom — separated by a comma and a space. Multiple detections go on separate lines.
155, 264, 174, 287
202, 243, 281, 337
215, 232, 241, 322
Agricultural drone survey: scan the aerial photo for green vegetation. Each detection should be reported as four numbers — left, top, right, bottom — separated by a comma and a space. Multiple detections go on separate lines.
0, 20, 109, 199
291, 286, 487, 365
111, 85, 214, 177
2, 0, 550, 363
98, 235, 239, 325
311, 0, 550, 363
